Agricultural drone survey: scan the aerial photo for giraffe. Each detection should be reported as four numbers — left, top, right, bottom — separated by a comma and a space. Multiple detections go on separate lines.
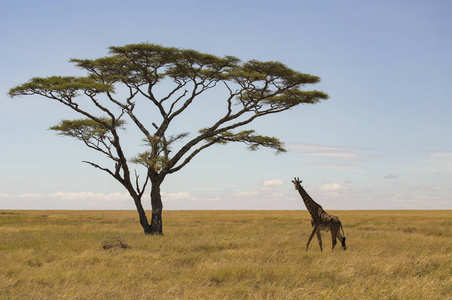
292, 177, 346, 252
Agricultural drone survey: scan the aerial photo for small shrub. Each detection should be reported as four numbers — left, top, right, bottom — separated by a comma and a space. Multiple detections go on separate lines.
102, 238, 129, 250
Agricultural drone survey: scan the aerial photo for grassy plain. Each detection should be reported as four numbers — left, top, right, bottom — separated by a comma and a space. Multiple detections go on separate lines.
1, 210, 451, 299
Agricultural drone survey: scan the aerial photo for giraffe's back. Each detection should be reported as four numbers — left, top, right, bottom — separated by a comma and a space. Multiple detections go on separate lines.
314, 213, 341, 232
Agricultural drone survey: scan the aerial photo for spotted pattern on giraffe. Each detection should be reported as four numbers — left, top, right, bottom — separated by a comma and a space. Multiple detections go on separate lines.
292, 177, 346, 252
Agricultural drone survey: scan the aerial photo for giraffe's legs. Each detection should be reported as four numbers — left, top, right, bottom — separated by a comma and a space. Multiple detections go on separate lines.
328, 224, 346, 251
306, 226, 317, 251
315, 228, 323, 252
331, 229, 338, 251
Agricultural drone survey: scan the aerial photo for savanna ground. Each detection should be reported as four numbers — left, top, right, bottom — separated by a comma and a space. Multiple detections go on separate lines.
1, 210, 451, 299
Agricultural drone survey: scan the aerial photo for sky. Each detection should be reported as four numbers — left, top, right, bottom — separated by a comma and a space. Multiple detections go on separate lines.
1, 0, 451, 211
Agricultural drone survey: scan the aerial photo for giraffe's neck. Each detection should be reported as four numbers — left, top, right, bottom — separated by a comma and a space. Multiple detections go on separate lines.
297, 186, 324, 218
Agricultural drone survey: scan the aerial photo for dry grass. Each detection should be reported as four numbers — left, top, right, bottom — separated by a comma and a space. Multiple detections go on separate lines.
1, 210, 451, 299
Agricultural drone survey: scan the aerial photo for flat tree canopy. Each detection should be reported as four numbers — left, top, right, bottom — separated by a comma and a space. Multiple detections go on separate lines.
9, 43, 328, 234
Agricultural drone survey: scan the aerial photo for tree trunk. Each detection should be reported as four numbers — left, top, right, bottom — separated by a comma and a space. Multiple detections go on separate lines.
129, 193, 153, 235
148, 177, 164, 235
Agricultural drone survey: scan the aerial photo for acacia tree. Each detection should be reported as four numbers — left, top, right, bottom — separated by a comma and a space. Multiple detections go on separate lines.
9, 43, 328, 235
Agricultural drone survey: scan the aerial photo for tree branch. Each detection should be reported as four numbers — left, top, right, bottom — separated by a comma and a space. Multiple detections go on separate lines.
83, 161, 117, 179
167, 97, 293, 172
169, 138, 220, 173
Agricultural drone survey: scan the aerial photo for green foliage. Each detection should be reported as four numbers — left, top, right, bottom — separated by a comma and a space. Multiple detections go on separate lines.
49, 118, 125, 139
130, 151, 167, 170
200, 129, 286, 154
264, 89, 329, 108
49, 118, 126, 162
238, 60, 320, 84
8, 76, 114, 98
69, 44, 241, 87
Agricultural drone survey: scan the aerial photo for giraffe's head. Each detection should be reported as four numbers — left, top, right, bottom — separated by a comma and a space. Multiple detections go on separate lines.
292, 177, 302, 190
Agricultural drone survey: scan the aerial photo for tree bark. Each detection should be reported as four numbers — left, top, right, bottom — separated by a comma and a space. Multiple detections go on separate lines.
148, 177, 164, 235
134, 197, 152, 234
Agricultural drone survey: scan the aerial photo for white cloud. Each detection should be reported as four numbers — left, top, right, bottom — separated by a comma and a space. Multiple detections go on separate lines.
0, 192, 133, 210
318, 183, 349, 192
262, 178, 284, 187
259, 178, 286, 193
430, 151, 452, 159
287, 143, 379, 162
2, 178, 450, 211
233, 178, 285, 196
231, 190, 259, 197
383, 174, 398, 179
226, 178, 299, 209
161, 191, 196, 201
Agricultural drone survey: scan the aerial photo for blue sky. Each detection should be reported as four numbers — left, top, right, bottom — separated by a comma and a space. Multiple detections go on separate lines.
1, 0, 451, 210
